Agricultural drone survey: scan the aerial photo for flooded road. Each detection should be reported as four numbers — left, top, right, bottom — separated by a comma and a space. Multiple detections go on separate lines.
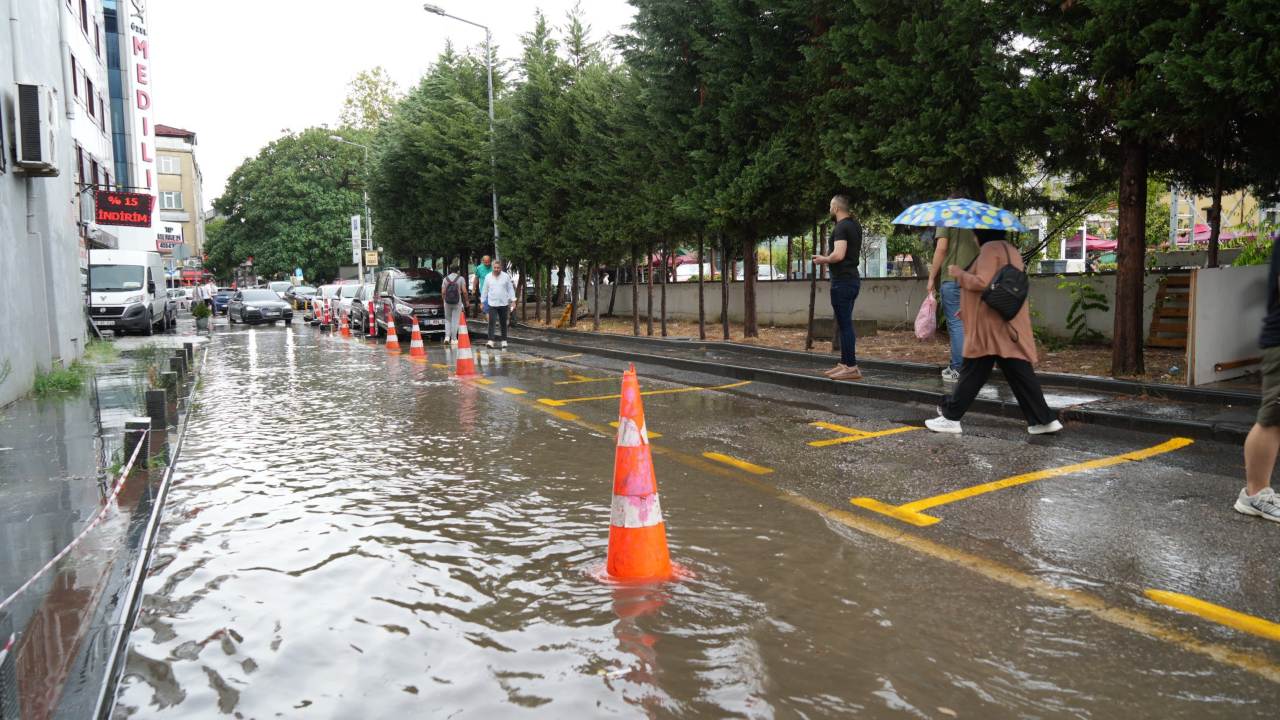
115, 322, 1280, 718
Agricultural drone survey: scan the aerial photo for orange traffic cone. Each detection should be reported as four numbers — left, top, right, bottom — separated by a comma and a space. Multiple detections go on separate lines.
385, 307, 401, 353
366, 301, 378, 339
340, 309, 351, 337
454, 311, 477, 377
408, 317, 426, 357
606, 364, 672, 581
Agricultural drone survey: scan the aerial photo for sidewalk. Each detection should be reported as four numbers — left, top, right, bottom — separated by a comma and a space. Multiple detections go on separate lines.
482, 321, 1258, 443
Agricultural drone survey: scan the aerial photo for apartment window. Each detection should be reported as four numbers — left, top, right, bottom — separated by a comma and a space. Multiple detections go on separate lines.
103, 170, 111, 189
98, 97, 106, 130
71, 55, 79, 99
80, 0, 89, 35
160, 191, 184, 210
76, 146, 85, 184
96, 23, 102, 57
91, 159, 100, 188
86, 78, 95, 117
158, 155, 182, 175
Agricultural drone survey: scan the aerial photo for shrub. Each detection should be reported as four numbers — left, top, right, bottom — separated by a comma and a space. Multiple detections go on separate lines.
33, 362, 88, 396
191, 302, 212, 319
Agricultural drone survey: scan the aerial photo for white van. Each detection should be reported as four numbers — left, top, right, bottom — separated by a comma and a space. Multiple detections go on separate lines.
88, 249, 172, 335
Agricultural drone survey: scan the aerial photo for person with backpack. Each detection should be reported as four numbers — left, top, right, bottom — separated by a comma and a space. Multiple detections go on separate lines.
925, 229, 1062, 435
441, 265, 469, 345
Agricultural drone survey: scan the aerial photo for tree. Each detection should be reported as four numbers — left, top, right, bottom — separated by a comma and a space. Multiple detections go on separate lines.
340, 67, 401, 131
202, 217, 233, 281
212, 128, 366, 282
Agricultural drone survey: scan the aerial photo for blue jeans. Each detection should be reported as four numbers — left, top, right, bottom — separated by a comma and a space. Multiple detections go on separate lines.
830, 278, 860, 367
940, 281, 964, 371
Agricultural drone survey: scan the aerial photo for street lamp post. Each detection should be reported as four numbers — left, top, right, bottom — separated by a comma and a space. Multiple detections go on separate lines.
329, 135, 373, 283
423, 3, 500, 262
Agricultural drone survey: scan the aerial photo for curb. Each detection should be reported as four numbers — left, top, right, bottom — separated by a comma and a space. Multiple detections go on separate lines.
483, 323, 1248, 444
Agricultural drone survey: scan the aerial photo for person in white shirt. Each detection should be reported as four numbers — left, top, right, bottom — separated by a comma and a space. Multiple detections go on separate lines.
481, 260, 517, 349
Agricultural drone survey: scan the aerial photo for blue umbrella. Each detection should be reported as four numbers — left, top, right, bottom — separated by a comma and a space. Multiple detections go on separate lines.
892, 198, 1028, 232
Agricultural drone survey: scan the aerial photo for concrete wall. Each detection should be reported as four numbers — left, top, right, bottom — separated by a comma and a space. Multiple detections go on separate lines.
1188, 265, 1268, 386
0, 1, 90, 407
603, 272, 1162, 341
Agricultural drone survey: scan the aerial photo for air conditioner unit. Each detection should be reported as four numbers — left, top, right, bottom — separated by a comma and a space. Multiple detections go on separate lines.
15, 83, 60, 176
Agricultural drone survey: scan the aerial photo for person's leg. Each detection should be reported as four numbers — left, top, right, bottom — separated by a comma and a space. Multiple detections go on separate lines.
499, 306, 510, 342
487, 307, 497, 345
847, 279, 861, 367
940, 281, 964, 371
1245, 423, 1280, 495
995, 358, 1056, 426
831, 281, 856, 367
942, 356, 995, 421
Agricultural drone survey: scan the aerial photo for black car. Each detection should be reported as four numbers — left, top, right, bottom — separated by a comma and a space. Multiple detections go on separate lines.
286, 285, 317, 311
347, 283, 377, 335
228, 289, 294, 325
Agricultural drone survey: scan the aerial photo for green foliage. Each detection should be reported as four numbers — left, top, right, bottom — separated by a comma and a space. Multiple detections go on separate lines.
340, 67, 400, 131
34, 362, 88, 396
1058, 279, 1110, 344
191, 302, 212, 319
212, 128, 367, 283
83, 339, 119, 364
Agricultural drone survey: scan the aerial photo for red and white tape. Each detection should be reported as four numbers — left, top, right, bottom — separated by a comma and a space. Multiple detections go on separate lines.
0, 633, 12, 665
0, 437, 146, 615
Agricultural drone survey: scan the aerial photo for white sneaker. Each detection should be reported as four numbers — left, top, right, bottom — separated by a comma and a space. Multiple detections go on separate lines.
925, 416, 962, 434
941, 367, 960, 382
1235, 487, 1280, 523
1028, 420, 1064, 435
443, 338, 451, 345
501, 341, 508, 349
486, 341, 495, 349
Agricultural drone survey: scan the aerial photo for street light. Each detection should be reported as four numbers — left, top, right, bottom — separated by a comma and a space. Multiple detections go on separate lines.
423, 3, 500, 261
330, 134, 373, 283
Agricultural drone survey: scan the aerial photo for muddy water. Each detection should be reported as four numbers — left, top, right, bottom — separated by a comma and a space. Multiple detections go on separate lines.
115, 326, 1272, 718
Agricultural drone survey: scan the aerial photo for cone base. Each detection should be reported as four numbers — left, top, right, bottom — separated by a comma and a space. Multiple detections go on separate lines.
606, 523, 672, 581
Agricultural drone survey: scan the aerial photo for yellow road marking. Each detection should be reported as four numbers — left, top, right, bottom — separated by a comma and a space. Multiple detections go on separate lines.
554, 375, 615, 385
851, 438, 1195, 526
462, 382, 1280, 682
502, 387, 528, 395
808, 421, 921, 447
538, 380, 751, 407
554, 353, 583, 360
703, 452, 774, 475
609, 421, 662, 439
432, 363, 450, 369
1146, 590, 1280, 643
472, 378, 495, 385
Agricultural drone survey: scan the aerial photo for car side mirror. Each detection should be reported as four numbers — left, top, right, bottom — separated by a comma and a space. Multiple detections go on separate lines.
148, 282, 156, 294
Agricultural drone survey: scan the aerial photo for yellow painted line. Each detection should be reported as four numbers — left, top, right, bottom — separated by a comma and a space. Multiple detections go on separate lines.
703, 452, 774, 475
810, 420, 870, 438
472, 378, 495, 385
554, 376, 615, 385
809, 425, 921, 448
502, 387, 528, 395
852, 437, 1195, 527
609, 421, 662, 439
462, 381, 1280, 682
431, 363, 449, 369
1146, 590, 1280, 643
538, 380, 751, 407
554, 353, 583, 360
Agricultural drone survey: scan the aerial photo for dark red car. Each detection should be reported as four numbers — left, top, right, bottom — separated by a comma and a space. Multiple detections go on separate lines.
375, 268, 446, 338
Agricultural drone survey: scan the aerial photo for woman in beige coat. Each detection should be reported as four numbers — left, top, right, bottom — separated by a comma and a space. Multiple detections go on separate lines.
926, 230, 1062, 435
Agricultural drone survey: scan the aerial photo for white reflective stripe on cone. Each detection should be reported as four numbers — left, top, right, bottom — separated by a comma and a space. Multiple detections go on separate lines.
610, 493, 664, 529
615, 417, 650, 448
458, 348, 473, 360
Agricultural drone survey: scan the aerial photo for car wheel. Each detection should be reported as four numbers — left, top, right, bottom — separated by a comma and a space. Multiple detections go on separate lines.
229, 310, 237, 324
285, 319, 292, 326
144, 311, 155, 336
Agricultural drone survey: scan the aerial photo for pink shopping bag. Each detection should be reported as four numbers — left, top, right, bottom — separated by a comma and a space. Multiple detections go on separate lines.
914, 292, 937, 340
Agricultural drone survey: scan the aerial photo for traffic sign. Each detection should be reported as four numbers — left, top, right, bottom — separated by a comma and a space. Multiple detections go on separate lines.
295, 267, 303, 278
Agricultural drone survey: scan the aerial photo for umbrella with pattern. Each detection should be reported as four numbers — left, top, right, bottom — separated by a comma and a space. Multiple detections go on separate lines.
892, 198, 1028, 232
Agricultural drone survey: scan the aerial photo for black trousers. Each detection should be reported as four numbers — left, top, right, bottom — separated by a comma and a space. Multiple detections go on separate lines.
942, 356, 1056, 426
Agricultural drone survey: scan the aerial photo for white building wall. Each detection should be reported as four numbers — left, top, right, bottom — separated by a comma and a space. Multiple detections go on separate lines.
0, 0, 90, 407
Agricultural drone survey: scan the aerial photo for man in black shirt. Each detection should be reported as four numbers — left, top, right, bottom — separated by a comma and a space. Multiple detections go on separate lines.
814, 195, 864, 381
1238, 240, 1280, 522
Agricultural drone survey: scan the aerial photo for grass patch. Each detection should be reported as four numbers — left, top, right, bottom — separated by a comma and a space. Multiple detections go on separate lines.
83, 339, 120, 364
34, 362, 89, 396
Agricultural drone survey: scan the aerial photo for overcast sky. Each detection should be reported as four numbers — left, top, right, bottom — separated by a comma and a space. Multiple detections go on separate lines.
148, 0, 637, 212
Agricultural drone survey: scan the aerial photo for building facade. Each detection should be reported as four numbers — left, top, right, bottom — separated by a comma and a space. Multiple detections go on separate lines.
155, 125, 205, 275
0, 1, 96, 406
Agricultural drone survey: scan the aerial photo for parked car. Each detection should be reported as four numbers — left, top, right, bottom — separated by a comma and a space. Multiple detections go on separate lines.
375, 268, 446, 338
212, 287, 235, 315
228, 288, 294, 326
335, 283, 361, 324
285, 285, 317, 311
348, 283, 377, 335
310, 284, 343, 325
268, 280, 293, 298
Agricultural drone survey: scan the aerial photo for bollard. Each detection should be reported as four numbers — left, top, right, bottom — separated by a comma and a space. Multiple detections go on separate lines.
183, 341, 194, 367
159, 373, 180, 425
145, 389, 169, 459
124, 418, 151, 463
171, 352, 188, 380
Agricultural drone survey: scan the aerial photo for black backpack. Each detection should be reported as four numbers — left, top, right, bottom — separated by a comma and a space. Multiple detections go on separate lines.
444, 276, 461, 304
981, 243, 1029, 321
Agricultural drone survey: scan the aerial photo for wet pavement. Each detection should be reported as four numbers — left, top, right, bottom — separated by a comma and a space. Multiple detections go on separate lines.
116, 319, 1280, 718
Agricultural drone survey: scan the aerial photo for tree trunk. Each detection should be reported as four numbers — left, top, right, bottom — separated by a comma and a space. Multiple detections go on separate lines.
660, 242, 669, 337
786, 236, 793, 280
806, 220, 818, 350
555, 261, 567, 307
646, 242, 655, 336
520, 266, 527, 321
545, 265, 553, 325
697, 233, 706, 340
608, 267, 618, 317
632, 250, 640, 336
1112, 130, 1148, 377
593, 264, 601, 331
569, 258, 580, 327
742, 234, 758, 338
720, 234, 730, 340
1207, 139, 1225, 269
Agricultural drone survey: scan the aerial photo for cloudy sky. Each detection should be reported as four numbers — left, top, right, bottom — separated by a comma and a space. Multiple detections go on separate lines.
148, 0, 637, 211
